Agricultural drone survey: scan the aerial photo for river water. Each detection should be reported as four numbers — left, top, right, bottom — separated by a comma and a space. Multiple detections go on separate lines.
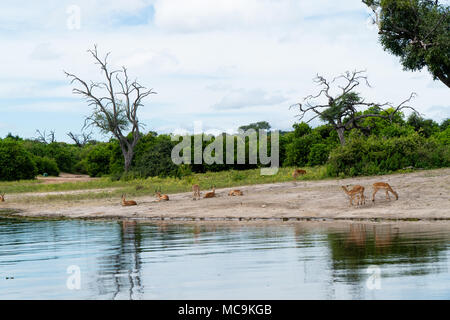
0, 217, 449, 299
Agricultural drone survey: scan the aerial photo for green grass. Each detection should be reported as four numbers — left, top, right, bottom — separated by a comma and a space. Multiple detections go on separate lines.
0, 166, 328, 203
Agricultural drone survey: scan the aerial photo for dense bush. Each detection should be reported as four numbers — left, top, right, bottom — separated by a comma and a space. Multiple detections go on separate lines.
1, 115, 448, 181
34, 156, 60, 176
23, 141, 81, 173
132, 135, 178, 178
0, 139, 37, 181
308, 143, 330, 166
327, 132, 450, 177
85, 143, 113, 177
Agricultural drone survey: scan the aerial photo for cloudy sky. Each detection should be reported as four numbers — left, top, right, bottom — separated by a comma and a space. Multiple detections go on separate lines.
0, 0, 449, 142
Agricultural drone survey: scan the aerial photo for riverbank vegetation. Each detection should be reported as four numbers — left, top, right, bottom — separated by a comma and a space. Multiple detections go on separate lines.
0, 111, 448, 188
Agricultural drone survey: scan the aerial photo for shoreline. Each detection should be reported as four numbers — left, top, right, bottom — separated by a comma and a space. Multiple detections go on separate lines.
1, 168, 449, 222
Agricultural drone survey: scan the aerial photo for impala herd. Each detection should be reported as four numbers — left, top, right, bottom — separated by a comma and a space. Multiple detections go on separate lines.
341, 182, 398, 206
0, 170, 398, 209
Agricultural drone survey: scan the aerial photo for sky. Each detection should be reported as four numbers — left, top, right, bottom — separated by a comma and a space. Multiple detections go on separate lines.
0, 0, 449, 142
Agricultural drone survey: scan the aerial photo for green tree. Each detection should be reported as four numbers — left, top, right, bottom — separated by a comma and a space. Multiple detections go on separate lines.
293, 70, 417, 145
0, 139, 37, 181
364, 0, 450, 87
85, 143, 113, 177
407, 113, 440, 137
34, 156, 60, 176
239, 121, 271, 132
133, 135, 178, 177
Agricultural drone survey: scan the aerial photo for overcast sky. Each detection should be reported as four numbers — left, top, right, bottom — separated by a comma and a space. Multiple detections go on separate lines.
0, 0, 449, 142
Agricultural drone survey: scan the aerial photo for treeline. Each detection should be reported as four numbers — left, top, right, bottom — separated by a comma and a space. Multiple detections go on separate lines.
0, 114, 448, 181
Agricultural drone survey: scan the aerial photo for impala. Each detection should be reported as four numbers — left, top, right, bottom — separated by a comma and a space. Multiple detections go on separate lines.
204, 186, 216, 198
192, 184, 201, 200
228, 189, 243, 196
0, 193, 5, 202
155, 188, 169, 201
292, 169, 306, 180
372, 182, 398, 202
121, 194, 137, 206
341, 185, 365, 206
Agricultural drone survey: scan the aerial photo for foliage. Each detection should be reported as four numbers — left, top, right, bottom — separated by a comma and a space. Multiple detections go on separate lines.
85, 143, 113, 177
407, 113, 440, 137
0, 113, 448, 182
239, 121, 271, 132
34, 156, 60, 176
363, 0, 450, 87
0, 139, 37, 181
327, 131, 449, 177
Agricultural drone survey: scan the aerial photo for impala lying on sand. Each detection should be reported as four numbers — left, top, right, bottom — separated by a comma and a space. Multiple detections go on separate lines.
192, 184, 201, 200
204, 186, 216, 198
155, 189, 169, 202
121, 194, 137, 206
228, 189, 243, 196
372, 182, 398, 202
341, 185, 365, 206
292, 169, 306, 180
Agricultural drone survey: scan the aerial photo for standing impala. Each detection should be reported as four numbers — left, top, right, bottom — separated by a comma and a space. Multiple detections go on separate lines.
341, 185, 365, 206
372, 182, 398, 202
192, 184, 201, 200
0, 193, 5, 202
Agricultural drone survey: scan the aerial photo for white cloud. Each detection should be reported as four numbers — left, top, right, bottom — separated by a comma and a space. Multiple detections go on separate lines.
0, 1, 448, 142
213, 88, 287, 110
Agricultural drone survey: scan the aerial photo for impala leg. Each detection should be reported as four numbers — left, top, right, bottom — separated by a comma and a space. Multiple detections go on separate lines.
385, 190, 390, 200
372, 188, 378, 202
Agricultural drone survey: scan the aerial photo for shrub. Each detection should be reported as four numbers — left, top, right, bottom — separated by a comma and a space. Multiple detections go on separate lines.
0, 139, 37, 181
308, 143, 330, 166
85, 144, 112, 177
327, 132, 449, 177
34, 156, 60, 176
133, 137, 178, 178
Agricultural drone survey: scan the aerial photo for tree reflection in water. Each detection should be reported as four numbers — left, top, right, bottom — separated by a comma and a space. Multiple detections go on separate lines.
93, 220, 143, 300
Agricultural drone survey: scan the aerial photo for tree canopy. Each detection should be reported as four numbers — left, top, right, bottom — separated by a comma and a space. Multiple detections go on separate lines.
364, 0, 450, 87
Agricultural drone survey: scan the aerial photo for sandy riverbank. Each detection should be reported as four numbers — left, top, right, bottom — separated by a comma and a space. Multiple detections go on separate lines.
1, 168, 449, 221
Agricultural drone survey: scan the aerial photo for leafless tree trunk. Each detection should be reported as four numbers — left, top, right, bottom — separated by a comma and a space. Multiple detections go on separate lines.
67, 131, 93, 147
35, 129, 56, 144
291, 70, 418, 146
65, 45, 156, 172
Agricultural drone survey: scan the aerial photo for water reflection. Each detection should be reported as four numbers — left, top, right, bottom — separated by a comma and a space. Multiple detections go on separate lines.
91, 221, 144, 299
0, 218, 449, 299
327, 223, 449, 299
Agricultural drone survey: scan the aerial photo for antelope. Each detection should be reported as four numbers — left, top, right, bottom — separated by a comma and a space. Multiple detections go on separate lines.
121, 194, 137, 206
292, 169, 306, 180
204, 186, 216, 198
155, 188, 169, 201
192, 184, 201, 200
341, 185, 365, 206
372, 182, 398, 202
228, 189, 243, 196
0, 193, 5, 202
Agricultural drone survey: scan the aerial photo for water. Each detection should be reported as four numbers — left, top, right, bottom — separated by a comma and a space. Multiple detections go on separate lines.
0, 217, 449, 300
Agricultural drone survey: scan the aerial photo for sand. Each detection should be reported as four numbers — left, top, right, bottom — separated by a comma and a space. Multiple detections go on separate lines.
1, 168, 449, 221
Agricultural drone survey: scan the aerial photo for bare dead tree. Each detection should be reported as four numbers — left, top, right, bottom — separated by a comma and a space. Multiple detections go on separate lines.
67, 131, 93, 147
291, 70, 419, 145
35, 129, 56, 144
64, 45, 156, 172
